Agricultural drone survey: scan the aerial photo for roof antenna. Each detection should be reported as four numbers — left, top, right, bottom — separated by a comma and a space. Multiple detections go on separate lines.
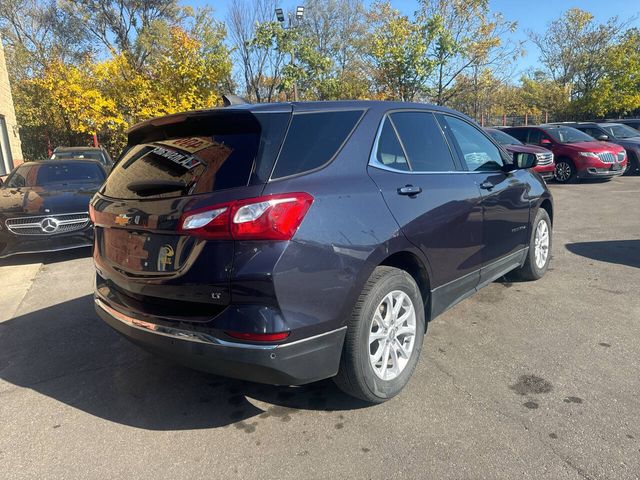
222, 94, 250, 107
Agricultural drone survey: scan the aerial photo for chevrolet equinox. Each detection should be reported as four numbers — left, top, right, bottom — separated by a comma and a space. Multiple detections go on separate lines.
91, 101, 553, 403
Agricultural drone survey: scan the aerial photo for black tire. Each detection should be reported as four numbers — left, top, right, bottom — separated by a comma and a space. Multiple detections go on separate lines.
511, 208, 552, 281
554, 159, 577, 183
334, 266, 425, 403
623, 151, 639, 176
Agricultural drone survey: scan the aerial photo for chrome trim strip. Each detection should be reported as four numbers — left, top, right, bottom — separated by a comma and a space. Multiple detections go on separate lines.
275, 326, 347, 349
5, 212, 90, 236
95, 297, 222, 346
0, 243, 92, 259
95, 297, 347, 351
430, 247, 529, 292
5, 211, 89, 223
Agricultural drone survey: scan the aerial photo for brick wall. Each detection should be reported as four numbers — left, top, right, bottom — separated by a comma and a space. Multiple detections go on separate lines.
0, 38, 24, 170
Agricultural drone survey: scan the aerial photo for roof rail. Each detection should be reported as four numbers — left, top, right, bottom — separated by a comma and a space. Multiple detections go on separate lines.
222, 94, 251, 107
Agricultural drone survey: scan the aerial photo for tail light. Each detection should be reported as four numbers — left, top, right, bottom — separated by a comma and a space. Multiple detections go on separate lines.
178, 192, 313, 241
225, 331, 290, 342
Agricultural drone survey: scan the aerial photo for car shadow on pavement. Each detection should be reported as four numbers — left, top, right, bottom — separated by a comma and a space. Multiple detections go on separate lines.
0, 247, 92, 267
565, 240, 640, 269
0, 295, 369, 431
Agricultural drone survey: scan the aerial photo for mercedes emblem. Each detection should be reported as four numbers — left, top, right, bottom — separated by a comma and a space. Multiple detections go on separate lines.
40, 217, 60, 234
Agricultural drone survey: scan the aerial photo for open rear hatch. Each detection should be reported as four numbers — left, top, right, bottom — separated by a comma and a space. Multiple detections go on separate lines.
91, 106, 291, 322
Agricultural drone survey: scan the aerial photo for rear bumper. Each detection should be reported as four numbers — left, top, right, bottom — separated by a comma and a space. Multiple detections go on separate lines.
95, 297, 346, 386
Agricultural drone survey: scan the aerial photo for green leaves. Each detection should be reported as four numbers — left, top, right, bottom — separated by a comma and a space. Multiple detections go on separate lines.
527, 8, 638, 119
3, 3, 232, 158
366, 1, 437, 101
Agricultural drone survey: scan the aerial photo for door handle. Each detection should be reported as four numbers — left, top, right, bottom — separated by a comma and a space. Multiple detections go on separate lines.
397, 185, 422, 196
479, 181, 494, 190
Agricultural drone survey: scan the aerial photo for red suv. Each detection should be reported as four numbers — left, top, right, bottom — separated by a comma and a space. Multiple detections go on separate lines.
503, 125, 627, 183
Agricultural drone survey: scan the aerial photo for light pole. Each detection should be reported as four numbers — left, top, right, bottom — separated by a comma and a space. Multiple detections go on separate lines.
275, 6, 304, 102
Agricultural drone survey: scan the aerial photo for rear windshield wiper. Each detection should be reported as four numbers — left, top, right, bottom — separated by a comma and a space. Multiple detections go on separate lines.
126, 180, 187, 196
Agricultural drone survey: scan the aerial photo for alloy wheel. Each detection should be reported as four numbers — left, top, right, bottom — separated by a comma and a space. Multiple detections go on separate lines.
556, 162, 571, 182
555, 162, 571, 182
534, 219, 550, 269
368, 290, 416, 381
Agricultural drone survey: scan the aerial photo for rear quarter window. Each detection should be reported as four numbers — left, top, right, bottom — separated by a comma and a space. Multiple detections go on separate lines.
271, 110, 364, 179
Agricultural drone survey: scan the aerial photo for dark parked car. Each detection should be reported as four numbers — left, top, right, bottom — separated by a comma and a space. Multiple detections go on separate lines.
607, 118, 640, 132
503, 125, 627, 183
91, 101, 553, 402
485, 128, 555, 180
548, 122, 640, 175
51, 146, 113, 169
0, 160, 107, 258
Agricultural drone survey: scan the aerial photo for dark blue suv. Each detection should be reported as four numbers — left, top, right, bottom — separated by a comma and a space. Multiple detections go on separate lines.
91, 101, 553, 402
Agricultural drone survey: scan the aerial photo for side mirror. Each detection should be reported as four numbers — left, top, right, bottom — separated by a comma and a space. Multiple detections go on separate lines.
513, 152, 538, 169
596, 134, 609, 141
540, 138, 552, 146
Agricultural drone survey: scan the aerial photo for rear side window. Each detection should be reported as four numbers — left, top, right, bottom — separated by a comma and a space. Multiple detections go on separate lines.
271, 110, 364, 179
505, 129, 528, 142
390, 112, 455, 172
527, 129, 545, 144
582, 127, 601, 138
101, 112, 289, 199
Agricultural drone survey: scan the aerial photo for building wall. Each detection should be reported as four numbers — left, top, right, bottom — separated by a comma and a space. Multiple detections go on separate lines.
0, 38, 24, 174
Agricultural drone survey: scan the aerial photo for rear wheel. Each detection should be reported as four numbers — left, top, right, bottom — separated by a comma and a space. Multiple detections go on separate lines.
334, 266, 425, 403
511, 208, 552, 281
554, 159, 576, 183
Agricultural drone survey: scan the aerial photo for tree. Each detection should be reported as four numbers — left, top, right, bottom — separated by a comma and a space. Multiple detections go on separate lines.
528, 8, 624, 102
519, 72, 570, 119
59, 0, 183, 72
300, 0, 371, 99
420, 0, 520, 106
0, 0, 91, 78
227, 0, 286, 102
366, 1, 437, 101
588, 29, 640, 117
447, 68, 503, 121
2, 3, 232, 158
93, 17, 232, 151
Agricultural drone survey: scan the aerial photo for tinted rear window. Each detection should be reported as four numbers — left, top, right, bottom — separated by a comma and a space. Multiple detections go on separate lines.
101, 112, 289, 199
271, 110, 364, 179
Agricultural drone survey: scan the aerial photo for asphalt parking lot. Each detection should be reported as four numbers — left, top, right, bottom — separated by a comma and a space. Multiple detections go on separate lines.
1, 177, 639, 480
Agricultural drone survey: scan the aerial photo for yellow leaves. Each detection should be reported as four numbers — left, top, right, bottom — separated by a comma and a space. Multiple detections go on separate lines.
367, 1, 437, 101
13, 21, 231, 153
26, 60, 124, 135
